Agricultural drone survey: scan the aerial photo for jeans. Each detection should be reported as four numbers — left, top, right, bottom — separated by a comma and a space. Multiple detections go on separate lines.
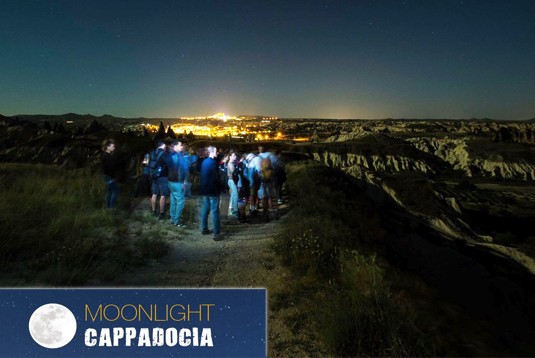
201, 196, 220, 234
168, 181, 185, 224
104, 176, 119, 209
227, 179, 238, 213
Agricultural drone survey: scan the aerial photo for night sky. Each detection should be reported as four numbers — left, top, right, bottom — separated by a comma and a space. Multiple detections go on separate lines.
1, 0, 534, 119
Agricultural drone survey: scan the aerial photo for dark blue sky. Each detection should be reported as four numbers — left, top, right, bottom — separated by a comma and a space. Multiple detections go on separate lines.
1, 0, 534, 119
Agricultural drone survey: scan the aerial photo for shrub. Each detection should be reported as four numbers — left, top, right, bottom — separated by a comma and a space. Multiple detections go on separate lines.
324, 250, 435, 357
0, 163, 167, 285
273, 161, 434, 356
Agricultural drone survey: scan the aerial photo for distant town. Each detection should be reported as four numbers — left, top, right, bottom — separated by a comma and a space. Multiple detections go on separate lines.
136, 113, 286, 142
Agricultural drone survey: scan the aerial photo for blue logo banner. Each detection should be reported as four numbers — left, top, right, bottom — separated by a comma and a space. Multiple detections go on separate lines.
0, 288, 266, 357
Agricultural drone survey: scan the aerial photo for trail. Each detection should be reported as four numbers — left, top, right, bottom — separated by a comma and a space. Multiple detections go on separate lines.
112, 194, 288, 288
109, 195, 325, 356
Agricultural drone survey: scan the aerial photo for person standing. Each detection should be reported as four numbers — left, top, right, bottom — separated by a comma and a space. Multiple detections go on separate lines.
200, 146, 223, 241
246, 153, 261, 215
164, 140, 189, 227
101, 139, 120, 209
260, 155, 278, 221
226, 150, 239, 217
149, 141, 169, 219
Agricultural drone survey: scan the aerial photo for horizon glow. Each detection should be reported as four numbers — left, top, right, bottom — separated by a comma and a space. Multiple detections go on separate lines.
1, 1, 534, 120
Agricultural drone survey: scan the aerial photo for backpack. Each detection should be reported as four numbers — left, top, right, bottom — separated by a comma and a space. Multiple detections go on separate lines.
237, 167, 250, 199
219, 163, 228, 192
260, 157, 274, 182
148, 150, 164, 179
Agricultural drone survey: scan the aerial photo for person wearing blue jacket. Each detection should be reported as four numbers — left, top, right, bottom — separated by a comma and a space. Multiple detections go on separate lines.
200, 145, 222, 241
164, 140, 189, 227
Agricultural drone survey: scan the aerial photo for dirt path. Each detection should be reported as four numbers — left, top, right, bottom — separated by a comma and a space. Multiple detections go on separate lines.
110, 195, 326, 356
112, 194, 288, 288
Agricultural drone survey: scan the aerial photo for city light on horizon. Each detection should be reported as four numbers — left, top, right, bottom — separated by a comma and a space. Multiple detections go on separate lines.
139, 114, 286, 140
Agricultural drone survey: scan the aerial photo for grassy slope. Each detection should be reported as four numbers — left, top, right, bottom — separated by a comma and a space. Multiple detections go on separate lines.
0, 163, 168, 286
260, 161, 528, 356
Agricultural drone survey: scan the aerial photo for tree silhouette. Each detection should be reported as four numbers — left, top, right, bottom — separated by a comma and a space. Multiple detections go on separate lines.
155, 121, 166, 139
166, 125, 176, 139
142, 126, 150, 137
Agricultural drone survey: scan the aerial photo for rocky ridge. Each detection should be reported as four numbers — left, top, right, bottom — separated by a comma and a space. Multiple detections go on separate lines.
308, 138, 535, 276
407, 137, 535, 180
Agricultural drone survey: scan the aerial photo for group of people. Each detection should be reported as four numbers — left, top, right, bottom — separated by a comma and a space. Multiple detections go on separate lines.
219, 146, 286, 223
101, 138, 286, 242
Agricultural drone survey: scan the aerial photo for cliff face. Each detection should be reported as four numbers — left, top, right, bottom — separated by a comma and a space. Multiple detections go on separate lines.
312, 151, 435, 175
316, 120, 535, 181
312, 147, 535, 276
493, 123, 535, 144
323, 129, 372, 142
309, 139, 535, 277
305, 127, 535, 243
407, 137, 535, 180
474, 159, 535, 180
306, 122, 535, 280
311, 149, 465, 232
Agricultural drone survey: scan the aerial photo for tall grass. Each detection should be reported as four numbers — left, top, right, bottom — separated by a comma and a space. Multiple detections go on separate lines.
323, 250, 434, 356
0, 163, 168, 285
273, 161, 435, 356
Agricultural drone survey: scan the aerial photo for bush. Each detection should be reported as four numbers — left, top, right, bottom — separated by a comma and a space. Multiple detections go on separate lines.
274, 216, 348, 277
324, 250, 435, 357
0, 163, 167, 285
273, 161, 434, 356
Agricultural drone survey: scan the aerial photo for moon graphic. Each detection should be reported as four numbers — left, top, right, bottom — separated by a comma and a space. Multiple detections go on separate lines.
28, 303, 77, 349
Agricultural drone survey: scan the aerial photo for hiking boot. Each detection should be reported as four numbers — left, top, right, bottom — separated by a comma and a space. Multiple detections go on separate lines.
202, 229, 213, 235
175, 223, 187, 228
213, 233, 224, 241
158, 212, 166, 220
